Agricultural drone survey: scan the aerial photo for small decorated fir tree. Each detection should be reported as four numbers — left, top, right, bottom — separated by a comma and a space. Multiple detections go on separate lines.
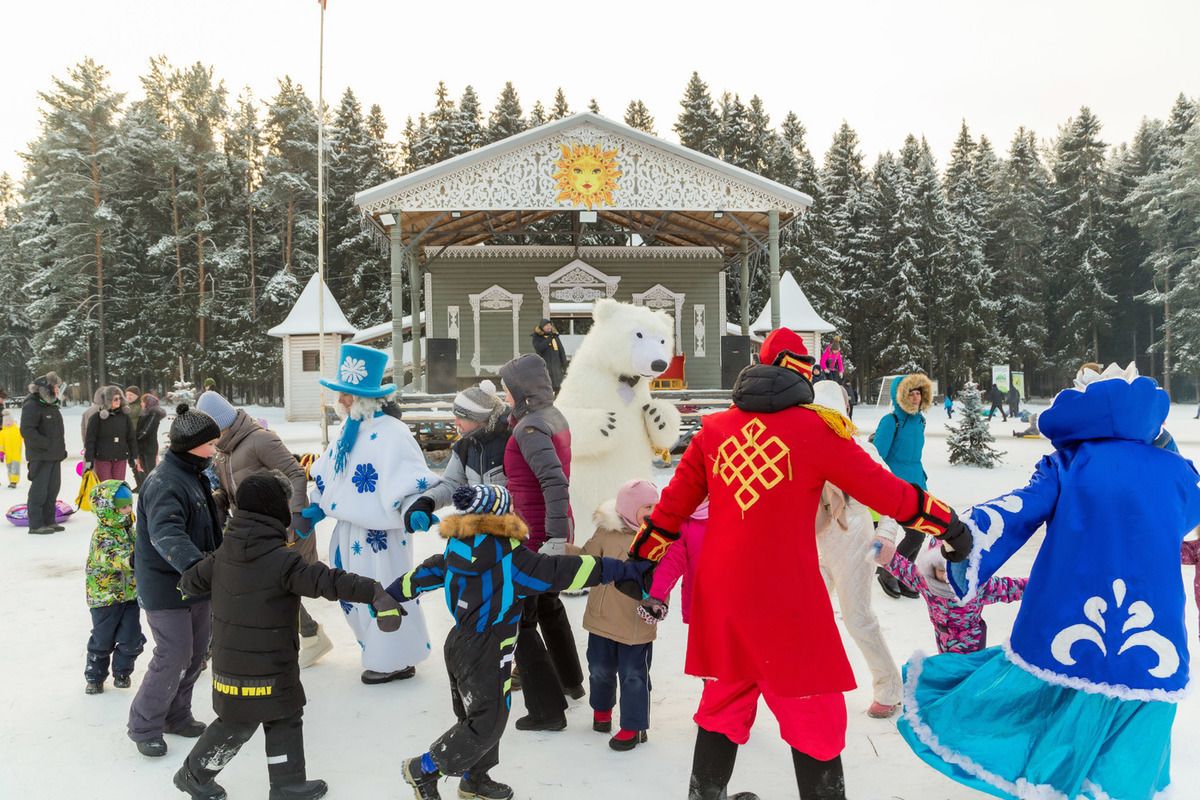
946, 382, 1004, 467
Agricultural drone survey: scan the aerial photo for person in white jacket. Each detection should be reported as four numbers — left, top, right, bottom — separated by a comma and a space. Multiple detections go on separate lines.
812, 379, 903, 719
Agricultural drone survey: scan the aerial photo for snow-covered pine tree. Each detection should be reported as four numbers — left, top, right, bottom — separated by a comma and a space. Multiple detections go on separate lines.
623, 100, 655, 134
717, 93, 752, 170
744, 95, 772, 174
587, 98, 600, 114
425, 81, 459, 165
1153, 112, 1200, 394
874, 154, 929, 375
942, 122, 995, 384
0, 173, 31, 389
1046, 108, 1117, 367
897, 135, 951, 380
946, 382, 1003, 467
550, 88, 570, 120
19, 58, 125, 389
528, 100, 548, 128
778, 113, 826, 318
812, 122, 869, 344
991, 127, 1050, 380
673, 72, 719, 156
487, 82, 526, 143
455, 86, 487, 154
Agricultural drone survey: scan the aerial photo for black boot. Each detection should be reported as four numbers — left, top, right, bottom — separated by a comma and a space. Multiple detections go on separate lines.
403, 756, 443, 800
687, 728, 760, 800
458, 770, 513, 800
875, 568, 902, 598
269, 780, 328, 800
792, 750, 846, 800
173, 763, 227, 800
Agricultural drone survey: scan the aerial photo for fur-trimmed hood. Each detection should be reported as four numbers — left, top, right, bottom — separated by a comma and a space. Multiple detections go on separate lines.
439, 512, 529, 542
591, 499, 632, 535
97, 385, 126, 420
28, 371, 62, 404
892, 373, 933, 416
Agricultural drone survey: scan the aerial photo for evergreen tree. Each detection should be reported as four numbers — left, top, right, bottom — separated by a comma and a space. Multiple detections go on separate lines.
946, 382, 1003, 467
812, 122, 869, 344
1153, 110, 1200, 389
992, 128, 1050, 377
454, 85, 486, 156
1046, 108, 1117, 366
19, 58, 125, 388
874, 154, 929, 373
550, 88, 571, 120
744, 95, 772, 174
487, 82, 526, 143
674, 72, 719, 156
716, 93, 752, 170
623, 100, 656, 134
425, 81, 459, 164
529, 100, 548, 128
587, 98, 601, 114
0, 173, 31, 388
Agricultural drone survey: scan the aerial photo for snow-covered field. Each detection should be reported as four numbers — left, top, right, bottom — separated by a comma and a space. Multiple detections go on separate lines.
4, 402, 1200, 799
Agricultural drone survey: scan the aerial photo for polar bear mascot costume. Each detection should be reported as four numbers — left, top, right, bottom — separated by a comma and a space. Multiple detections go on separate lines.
556, 298, 682, 523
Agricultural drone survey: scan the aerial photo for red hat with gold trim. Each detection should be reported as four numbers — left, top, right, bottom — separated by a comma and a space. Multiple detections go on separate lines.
760, 328, 815, 381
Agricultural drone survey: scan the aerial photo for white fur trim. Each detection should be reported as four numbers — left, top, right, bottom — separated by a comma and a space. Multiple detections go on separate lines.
1082, 779, 1171, 799
591, 498, 625, 532
1001, 641, 1189, 704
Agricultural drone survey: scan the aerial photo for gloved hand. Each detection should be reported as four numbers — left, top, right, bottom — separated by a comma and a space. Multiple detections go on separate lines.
300, 502, 326, 526
292, 510, 314, 539
870, 535, 897, 567
609, 558, 655, 601
637, 596, 669, 625
539, 538, 569, 557
404, 496, 437, 533
370, 585, 407, 632
628, 518, 679, 562
83, 461, 94, 474
898, 486, 972, 561
939, 517, 973, 563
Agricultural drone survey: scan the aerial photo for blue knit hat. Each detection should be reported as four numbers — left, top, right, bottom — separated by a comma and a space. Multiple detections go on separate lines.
452, 484, 512, 516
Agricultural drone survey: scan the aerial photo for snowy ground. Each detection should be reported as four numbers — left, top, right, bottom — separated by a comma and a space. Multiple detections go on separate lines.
3, 402, 1200, 799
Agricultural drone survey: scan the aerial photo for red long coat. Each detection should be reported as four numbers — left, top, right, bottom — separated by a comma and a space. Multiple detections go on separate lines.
651, 404, 919, 698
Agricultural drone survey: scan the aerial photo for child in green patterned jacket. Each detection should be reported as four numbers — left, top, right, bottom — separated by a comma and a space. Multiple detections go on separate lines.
85, 480, 145, 694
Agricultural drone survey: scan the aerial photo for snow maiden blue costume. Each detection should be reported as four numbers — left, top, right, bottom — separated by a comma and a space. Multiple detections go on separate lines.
898, 369, 1200, 799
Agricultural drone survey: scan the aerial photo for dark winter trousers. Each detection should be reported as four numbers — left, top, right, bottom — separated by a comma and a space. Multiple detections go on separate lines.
587, 634, 652, 731
133, 446, 158, 489
187, 710, 306, 788
86, 600, 145, 683
987, 401, 1007, 421
428, 628, 511, 777
897, 526, 927, 562
128, 601, 211, 742
515, 593, 581, 719
26, 459, 62, 529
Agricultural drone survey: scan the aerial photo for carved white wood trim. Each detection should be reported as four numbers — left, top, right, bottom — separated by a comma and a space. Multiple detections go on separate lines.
717, 272, 727, 340
694, 305, 706, 357
467, 285, 523, 374
424, 245, 722, 260
632, 284, 685, 355
423, 271, 433, 337
535, 258, 620, 318
447, 305, 460, 342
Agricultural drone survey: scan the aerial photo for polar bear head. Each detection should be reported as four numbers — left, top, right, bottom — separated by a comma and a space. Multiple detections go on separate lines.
570, 298, 675, 381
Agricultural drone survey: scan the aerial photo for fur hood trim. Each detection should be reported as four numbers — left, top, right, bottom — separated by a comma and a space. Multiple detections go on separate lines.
591, 499, 632, 534
97, 385, 124, 420
439, 512, 529, 542
29, 371, 62, 402
895, 373, 934, 414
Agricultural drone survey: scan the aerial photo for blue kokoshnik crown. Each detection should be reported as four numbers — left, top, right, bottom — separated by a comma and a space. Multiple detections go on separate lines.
319, 343, 396, 398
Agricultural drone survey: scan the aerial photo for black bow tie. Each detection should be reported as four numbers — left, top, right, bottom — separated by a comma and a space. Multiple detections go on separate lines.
618, 375, 641, 387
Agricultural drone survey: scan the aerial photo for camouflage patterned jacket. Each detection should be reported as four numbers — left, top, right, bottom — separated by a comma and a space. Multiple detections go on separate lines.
85, 480, 138, 608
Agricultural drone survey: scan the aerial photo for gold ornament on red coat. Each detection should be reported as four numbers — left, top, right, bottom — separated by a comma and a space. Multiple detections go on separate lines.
713, 418, 793, 516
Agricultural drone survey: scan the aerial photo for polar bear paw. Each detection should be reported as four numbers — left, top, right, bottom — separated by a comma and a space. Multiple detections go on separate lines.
599, 411, 618, 438
642, 400, 682, 450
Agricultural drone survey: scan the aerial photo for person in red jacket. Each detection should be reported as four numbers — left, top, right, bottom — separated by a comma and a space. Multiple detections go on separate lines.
626, 328, 970, 800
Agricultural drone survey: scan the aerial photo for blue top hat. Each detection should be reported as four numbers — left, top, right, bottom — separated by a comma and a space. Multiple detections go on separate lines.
319, 343, 396, 398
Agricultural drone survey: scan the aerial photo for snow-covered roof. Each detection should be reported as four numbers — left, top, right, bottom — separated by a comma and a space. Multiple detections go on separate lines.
267, 273, 357, 338
748, 273, 835, 336
725, 321, 765, 343
350, 313, 426, 345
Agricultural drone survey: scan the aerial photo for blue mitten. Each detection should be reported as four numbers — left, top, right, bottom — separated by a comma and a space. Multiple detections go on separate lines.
300, 502, 326, 530
404, 496, 437, 533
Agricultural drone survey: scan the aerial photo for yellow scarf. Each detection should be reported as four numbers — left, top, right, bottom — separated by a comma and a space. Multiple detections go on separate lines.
802, 404, 857, 439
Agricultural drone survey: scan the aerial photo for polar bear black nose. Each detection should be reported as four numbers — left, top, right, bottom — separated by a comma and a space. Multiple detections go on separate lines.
651, 359, 668, 373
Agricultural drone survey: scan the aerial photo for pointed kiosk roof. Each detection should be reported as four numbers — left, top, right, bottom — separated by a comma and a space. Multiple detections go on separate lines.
267, 272, 357, 338
749, 273, 835, 336
354, 112, 812, 255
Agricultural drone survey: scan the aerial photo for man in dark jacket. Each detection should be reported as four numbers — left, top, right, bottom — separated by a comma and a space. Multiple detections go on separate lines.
987, 383, 1007, 422
173, 472, 401, 800
497, 354, 583, 732
127, 404, 224, 758
84, 384, 141, 482
20, 371, 66, 535
531, 319, 568, 393
134, 393, 166, 489
1007, 384, 1020, 418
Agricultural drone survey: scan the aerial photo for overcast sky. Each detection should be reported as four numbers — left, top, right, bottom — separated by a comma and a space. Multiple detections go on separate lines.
2, 0, 1196, 182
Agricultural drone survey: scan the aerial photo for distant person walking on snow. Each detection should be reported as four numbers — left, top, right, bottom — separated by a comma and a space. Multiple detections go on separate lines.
134, 393, 166, 489
84, 385, 141, 482
986, 383, 1007, 422
819, 336, 845, 383
20, 371, 67, 535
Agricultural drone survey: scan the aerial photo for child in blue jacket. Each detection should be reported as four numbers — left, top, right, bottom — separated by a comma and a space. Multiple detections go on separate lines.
386, 484, 652, 800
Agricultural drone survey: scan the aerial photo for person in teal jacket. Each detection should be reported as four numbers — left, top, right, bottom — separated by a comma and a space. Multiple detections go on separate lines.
873, 373, 933, 599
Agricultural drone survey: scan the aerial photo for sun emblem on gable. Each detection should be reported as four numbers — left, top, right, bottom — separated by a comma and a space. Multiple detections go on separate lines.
553, 142, 621, 209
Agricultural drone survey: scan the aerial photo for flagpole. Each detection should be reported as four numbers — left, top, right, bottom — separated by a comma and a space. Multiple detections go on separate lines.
316, 0, 329, 448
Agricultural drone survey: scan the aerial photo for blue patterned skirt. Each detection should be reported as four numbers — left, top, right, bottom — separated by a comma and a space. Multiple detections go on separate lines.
897, 646, 1175, 799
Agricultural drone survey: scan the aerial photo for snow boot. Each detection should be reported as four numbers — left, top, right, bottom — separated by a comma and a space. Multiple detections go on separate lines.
28, 526, 54, 535
875, 569, 902, 598
593, 709, 612, 733
52, 524, 66, 532
113, 674, 132, 689
458, 770, 513, 800
298, 627, 333, 670
402, 755, 443, 800
564, 683, 586, 700
866, 701, 898, 719
792, 750, 845, 800
85, 681, 103, 695
687, 728, 759, 800
268, 779, 329, 800
136, 737, 167, 758
167, 720, 207, 738
362, 666, 416, 684
514, 713, 566, 732
172, 763, 226, 800
609, 729, 648, 751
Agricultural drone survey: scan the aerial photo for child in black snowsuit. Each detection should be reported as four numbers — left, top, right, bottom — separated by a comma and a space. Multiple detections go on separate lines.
389, 484, 654, 800
173, 471, 404, 800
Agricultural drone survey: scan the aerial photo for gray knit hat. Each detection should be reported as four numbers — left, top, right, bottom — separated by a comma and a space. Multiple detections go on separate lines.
452, 379, 505, 427
169, 404, 221, 453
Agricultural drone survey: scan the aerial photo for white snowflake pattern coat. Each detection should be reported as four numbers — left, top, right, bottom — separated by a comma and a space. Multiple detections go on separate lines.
309, 412, 439, 672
